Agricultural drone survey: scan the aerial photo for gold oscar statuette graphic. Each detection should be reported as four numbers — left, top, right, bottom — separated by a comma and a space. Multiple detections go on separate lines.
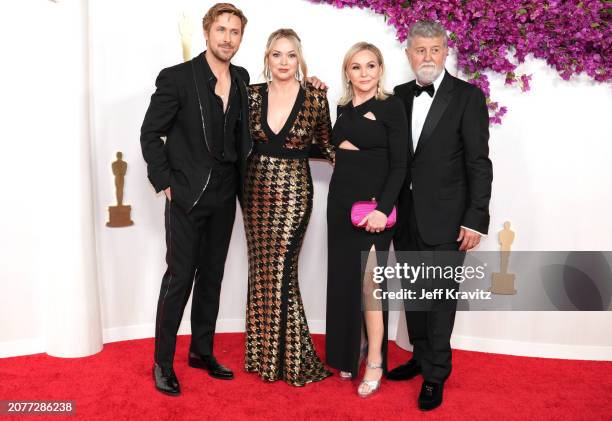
489, 221, 517, 294
179, 13, 194, 63
106, 151, 134, 227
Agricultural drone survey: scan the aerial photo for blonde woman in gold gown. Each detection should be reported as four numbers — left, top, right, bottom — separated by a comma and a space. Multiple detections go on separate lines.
242, 29, 334, 386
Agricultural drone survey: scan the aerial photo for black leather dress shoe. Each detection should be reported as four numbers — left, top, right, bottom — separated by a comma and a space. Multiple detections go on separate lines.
418, 380, 443, 411
386, 359, 422, 381
188, 353, 234, 380
153, 364, 180, 396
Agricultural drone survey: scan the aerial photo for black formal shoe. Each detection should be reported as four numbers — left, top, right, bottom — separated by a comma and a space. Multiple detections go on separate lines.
418, 380, 443, 411
386, 359, 422, 381
188, 353, 234, 380
153, 364, 180, 396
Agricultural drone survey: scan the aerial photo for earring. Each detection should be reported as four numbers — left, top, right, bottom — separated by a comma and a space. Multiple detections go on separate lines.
295, 68, 301, 81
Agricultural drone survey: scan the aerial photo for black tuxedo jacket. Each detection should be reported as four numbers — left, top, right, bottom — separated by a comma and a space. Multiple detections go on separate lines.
393, 71, 492, 246
140, 52, 251, 211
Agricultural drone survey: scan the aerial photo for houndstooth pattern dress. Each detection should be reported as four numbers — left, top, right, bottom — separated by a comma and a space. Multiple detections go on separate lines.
243, 82, 334, 386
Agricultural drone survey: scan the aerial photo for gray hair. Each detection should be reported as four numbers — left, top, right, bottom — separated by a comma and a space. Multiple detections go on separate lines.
406, 20, 448, 48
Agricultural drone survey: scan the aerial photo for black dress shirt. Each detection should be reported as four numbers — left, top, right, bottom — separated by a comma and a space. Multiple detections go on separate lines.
201, 53, 241, 163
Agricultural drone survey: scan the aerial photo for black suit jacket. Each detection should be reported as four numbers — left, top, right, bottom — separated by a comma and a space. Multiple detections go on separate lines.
140, 52, 251, 211
393, 71, 492, 246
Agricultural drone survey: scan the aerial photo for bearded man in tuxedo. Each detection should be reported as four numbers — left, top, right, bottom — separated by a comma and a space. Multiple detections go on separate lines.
388, 20, 493, 411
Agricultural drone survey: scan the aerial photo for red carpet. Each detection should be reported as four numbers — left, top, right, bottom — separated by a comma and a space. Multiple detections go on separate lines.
1, 333, 611, 420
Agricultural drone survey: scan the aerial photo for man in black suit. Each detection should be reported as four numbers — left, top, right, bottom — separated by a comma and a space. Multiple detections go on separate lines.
140, 3, 251, 396
388, 21, 493, 410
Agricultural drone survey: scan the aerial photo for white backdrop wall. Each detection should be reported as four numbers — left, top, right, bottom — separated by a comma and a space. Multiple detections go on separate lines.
1, 0, 102, 358
1, 0, 611, 360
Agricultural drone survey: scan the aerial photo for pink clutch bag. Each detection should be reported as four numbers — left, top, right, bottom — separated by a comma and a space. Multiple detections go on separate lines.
351, 199, 397, 229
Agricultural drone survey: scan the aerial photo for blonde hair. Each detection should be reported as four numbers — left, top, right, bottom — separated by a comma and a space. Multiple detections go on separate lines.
202, 3, 248, 35
338, 42, 390, 106
263, 29, 308, 85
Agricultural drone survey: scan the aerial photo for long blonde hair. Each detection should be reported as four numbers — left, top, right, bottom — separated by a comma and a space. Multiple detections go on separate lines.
263, 28, 308, 85
338, 42, 390, 106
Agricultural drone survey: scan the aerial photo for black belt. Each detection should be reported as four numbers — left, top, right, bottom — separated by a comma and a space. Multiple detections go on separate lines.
253, 143, 309, 159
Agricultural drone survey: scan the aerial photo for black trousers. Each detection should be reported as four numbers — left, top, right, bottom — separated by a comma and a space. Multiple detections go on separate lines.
154, 163, 238, 369
393, 195, 465, 384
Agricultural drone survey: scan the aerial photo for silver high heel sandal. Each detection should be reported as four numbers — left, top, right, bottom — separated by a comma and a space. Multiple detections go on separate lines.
357, 361, 383, 398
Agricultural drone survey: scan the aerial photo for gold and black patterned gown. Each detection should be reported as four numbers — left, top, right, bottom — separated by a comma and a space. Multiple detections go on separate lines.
243, 82, 334, 386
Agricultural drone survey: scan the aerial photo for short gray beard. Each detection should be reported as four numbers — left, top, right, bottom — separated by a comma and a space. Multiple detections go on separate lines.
415, 63, 442, 85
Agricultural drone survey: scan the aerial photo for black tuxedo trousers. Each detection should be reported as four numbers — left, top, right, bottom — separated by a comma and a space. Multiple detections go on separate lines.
154, 164, 238, 369
394, 194, 466, 383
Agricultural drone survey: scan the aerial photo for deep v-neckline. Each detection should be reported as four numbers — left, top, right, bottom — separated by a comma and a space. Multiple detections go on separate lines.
262, 84, 305, 139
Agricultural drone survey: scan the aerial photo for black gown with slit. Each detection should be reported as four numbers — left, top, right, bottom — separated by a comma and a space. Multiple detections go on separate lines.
325, 95, 408, 377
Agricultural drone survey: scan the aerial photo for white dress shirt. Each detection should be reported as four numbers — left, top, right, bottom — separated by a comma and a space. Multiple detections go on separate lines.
412, 71, 444, 151
411, 71, 485, 238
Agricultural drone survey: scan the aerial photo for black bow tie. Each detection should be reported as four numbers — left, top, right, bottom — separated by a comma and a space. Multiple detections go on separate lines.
414, 84, 435, 98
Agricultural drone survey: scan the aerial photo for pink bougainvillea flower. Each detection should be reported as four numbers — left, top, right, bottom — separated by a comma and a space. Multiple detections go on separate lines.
311, 0, 611, 125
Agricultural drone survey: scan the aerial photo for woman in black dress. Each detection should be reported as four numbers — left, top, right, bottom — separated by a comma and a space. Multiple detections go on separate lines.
326, 42, 408, 397
243, 29, 334, 386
